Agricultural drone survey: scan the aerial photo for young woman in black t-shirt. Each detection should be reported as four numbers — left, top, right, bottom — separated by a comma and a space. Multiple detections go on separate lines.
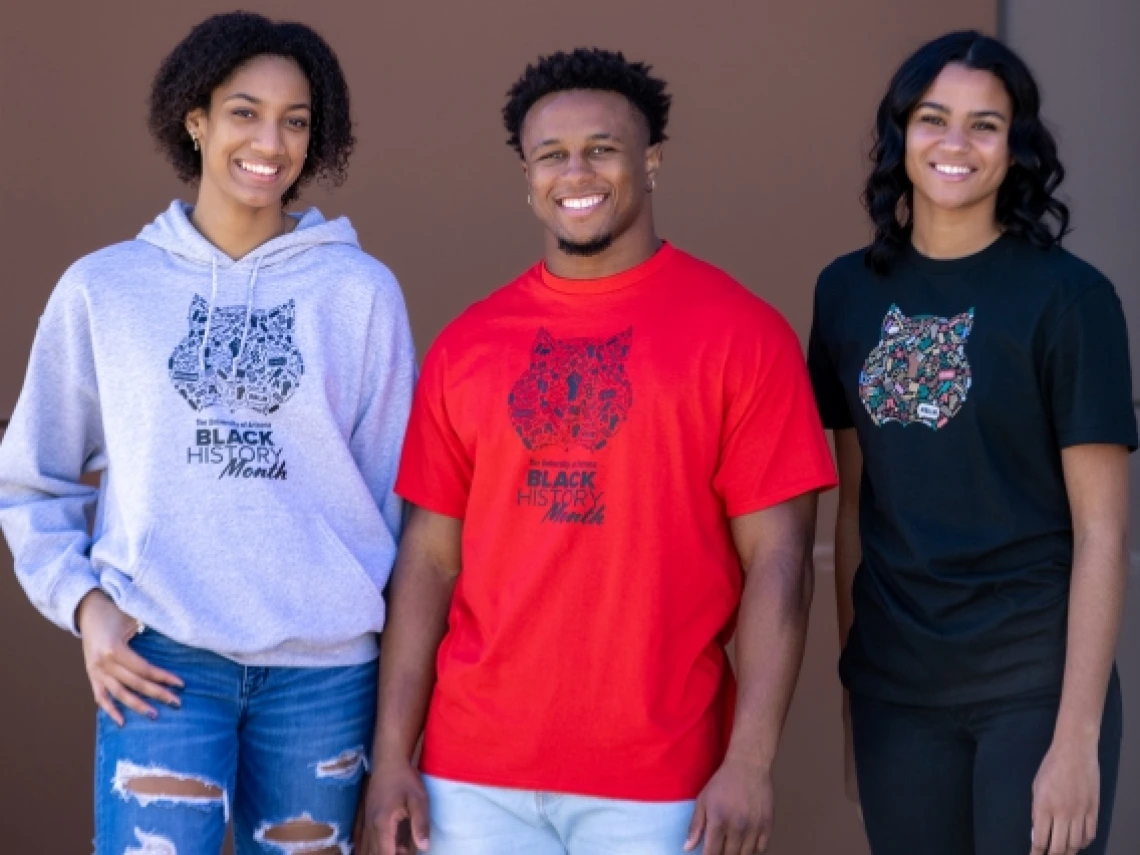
808, 30, 1136, 855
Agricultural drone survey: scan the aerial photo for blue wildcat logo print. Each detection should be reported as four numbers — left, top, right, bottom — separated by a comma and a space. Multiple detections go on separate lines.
859, 304, 973, 430
168, 295, 304, 415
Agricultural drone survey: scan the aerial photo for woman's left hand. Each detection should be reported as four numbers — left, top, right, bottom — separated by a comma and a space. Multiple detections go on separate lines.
1030, 738, 1100, 855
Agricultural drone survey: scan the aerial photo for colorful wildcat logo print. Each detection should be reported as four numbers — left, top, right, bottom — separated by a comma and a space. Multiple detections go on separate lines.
168, 295, 304, 415
508, 328, 633, 451
859, 305, 973, 429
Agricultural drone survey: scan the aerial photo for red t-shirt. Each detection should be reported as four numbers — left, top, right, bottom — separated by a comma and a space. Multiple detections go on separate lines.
395, 243, 836, 800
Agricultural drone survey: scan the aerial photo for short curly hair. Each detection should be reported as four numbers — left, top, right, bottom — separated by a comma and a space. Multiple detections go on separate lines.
148, 12, 354, 205
503, 48, 671, 157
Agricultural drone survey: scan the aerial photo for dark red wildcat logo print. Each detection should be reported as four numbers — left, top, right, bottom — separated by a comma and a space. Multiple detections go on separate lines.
508, 328, 633, 451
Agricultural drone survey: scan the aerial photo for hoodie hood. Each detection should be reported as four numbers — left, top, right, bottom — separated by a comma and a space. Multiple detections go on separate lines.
137, 200, 360, 270
138, 201, 363, 379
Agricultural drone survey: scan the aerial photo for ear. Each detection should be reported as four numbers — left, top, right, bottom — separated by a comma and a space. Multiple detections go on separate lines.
185, 107, 207, 146
645, 143, 664, 187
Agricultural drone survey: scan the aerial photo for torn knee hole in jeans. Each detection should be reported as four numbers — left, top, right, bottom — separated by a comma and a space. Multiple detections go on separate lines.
124, 828, 178, 855
112, 761, 230, 820
313, 746, 369, 782
254, 814, 350, 854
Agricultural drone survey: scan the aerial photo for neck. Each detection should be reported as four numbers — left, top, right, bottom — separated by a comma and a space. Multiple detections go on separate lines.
191, 183, 295, 261
544, 216, 661, 280
910, 196, 1002, 260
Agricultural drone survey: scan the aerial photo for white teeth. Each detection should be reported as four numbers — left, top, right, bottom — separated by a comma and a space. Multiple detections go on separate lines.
560, 195, 606, 210
238, 161, 279, 176
934, 164, 972, 175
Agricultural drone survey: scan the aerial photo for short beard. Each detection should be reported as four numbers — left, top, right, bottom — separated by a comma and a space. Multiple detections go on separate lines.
557, 234, 614, 257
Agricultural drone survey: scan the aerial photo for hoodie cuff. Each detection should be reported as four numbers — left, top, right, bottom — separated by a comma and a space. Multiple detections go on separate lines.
50, 570, 102, 637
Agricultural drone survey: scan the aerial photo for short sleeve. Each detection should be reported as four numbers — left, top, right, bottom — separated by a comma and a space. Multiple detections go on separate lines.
1042, 284, 1137, 451
394, 340, 473, 518
713, 310, 838, 517
807, 280, 855, 430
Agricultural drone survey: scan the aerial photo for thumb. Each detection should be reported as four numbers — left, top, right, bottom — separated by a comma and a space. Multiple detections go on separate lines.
684, 800, 706, 851
409, 790, 432, 850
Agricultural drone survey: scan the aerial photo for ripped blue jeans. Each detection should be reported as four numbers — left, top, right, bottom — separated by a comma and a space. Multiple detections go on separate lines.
94, 629, 376, 855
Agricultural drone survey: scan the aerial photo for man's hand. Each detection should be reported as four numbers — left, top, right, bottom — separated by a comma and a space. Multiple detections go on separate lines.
1031, 738, 1100, 855
684, 756, 774, 854
357, 757, 431, 855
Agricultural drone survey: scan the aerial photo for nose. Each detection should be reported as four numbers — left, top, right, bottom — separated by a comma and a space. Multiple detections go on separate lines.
250, 121, 285, 156
941, 124, 970, 153
561, 151, 595, 180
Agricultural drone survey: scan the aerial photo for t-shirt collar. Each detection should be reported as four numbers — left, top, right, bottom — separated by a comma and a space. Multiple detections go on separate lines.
539, 241, 676, 294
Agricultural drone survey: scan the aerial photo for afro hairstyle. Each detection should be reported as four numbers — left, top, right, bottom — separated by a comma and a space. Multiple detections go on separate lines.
148, 12, 353, 205
503, 47, 671, 157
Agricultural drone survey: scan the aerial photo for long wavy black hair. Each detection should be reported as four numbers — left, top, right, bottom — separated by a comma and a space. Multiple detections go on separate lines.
863, 30, 1068, 275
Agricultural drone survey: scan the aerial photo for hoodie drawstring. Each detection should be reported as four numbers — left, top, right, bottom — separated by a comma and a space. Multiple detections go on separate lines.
197, 254, 262, 379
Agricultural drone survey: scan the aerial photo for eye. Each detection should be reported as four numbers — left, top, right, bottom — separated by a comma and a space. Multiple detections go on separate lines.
919, 114, 945, 126
538, 151, 565, 162
232, 108, 255, 119
287, 117, 310, 130
589, 145, 616, 156
973, 120, 998, 132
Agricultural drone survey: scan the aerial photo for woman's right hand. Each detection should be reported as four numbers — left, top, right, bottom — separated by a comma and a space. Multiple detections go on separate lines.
76, 590, 183, 726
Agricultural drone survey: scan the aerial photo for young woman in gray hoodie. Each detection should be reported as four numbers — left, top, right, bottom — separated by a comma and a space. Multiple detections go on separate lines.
0, 13, 415, 854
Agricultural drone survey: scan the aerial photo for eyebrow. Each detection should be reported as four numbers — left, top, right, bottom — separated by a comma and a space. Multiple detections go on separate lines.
224, 92, 311, 110
916, 101, 1007, 121
528, 132, 621, 156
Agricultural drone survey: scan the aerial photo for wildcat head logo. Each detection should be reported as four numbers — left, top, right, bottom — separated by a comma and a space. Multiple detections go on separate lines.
508, 328, 633, 451
859, 305, 973, 429
168, 295, 304, 415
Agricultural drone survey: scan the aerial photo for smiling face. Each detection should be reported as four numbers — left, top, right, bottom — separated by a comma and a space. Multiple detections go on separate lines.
520, 89, 661, 262
185, 54, 312, 212
905, 63, 1012, 223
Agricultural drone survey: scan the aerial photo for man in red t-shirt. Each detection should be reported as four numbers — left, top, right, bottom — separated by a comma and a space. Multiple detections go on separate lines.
360, 48, 836, 855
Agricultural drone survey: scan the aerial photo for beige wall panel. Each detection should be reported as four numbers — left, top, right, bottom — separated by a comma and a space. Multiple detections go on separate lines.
1004, 3, 1140, 852
0, 1, 993, 851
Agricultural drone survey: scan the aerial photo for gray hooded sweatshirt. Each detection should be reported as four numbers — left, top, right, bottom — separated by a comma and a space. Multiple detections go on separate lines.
0, 201, 416, 666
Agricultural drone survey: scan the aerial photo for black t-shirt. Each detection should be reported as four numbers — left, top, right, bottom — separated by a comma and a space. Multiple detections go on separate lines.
808, 235, 1137, 706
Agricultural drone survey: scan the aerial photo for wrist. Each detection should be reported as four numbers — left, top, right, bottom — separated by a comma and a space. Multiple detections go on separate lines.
1051, 719, 1101, 750
74, 588, 111, 632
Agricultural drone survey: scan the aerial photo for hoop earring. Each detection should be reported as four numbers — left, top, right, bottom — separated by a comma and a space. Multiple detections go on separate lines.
192, 135, 200, 152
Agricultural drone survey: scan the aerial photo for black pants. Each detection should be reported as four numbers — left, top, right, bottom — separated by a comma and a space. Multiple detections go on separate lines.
850, 670, 1122, 855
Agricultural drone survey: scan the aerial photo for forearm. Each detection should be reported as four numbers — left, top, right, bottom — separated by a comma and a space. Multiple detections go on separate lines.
726, 541, 813, 769
1054, 532, 1127, 744
373, 534, 459, 763
833, 507, 860, 647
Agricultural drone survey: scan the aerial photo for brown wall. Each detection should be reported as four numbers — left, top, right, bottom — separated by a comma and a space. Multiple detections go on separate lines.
0, 1, 997, 851
1004, 3, 1140, 852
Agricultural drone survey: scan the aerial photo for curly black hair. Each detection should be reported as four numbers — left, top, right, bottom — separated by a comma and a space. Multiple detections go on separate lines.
864, 30, 1068, 275
503, 47, 671, 157
148, 12, 354, 205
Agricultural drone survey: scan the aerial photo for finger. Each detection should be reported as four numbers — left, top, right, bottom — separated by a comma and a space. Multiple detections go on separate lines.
741, 827, 762, 855
382, 806, 408, 855
116, 645, 184, 688
1047, 818, 1068, 855
108, 661, 182, 707
1083, 809, 1098, 850
104, 674, 158, 720
720, 823, 745, 855
93, 683, 125, 728
1067, 817, 1085, 855
408, 789, 431, 850
701, 816, 727, 855
1031, 811, 1050, 855
684, 801, 706, 852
